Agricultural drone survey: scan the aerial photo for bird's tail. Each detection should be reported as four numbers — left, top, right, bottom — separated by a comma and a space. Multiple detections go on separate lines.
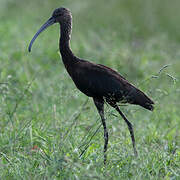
128, 87, 154, 111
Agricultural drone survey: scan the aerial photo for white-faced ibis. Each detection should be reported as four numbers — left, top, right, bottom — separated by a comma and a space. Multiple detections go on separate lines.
28, 7, 154, 164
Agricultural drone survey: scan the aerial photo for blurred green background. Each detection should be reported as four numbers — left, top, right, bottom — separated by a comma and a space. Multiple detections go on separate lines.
0, 0, 179, 179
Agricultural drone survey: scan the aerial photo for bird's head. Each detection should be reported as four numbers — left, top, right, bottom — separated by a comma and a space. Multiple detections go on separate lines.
28, 7, 71, 52
52, 7, 72, 23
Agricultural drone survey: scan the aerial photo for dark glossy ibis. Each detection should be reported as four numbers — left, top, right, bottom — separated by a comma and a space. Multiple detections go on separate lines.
28, 7, 154, 164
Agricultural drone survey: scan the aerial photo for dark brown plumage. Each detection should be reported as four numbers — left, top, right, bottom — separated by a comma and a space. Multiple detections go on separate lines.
28, 7, 154, 164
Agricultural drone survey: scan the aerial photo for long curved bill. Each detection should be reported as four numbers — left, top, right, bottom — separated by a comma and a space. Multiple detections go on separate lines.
28, 17, 56, 52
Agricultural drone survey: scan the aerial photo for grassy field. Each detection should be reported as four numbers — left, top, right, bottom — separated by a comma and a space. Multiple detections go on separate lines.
0, 0, 179, 179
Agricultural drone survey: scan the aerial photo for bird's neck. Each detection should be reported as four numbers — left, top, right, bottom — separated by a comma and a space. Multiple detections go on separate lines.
59, 20, 76, 70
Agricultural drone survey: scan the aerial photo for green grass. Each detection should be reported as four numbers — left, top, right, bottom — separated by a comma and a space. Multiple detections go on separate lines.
0, 0, 179, 179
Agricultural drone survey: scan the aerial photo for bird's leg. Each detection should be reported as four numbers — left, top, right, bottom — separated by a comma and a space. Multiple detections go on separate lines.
114, 105, 138, 156
93, 98, 108, 164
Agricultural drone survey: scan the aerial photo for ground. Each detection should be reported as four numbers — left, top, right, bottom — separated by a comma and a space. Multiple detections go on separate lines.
0, 0, 179, 179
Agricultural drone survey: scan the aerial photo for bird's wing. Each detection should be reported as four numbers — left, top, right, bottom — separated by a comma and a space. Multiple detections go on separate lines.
72, 61, 132, 98
72, 60, 154, 110
94, 63, 154, 110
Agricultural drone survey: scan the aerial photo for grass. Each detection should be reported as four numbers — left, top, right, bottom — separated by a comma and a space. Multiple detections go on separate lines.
0, 0, 179, 179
